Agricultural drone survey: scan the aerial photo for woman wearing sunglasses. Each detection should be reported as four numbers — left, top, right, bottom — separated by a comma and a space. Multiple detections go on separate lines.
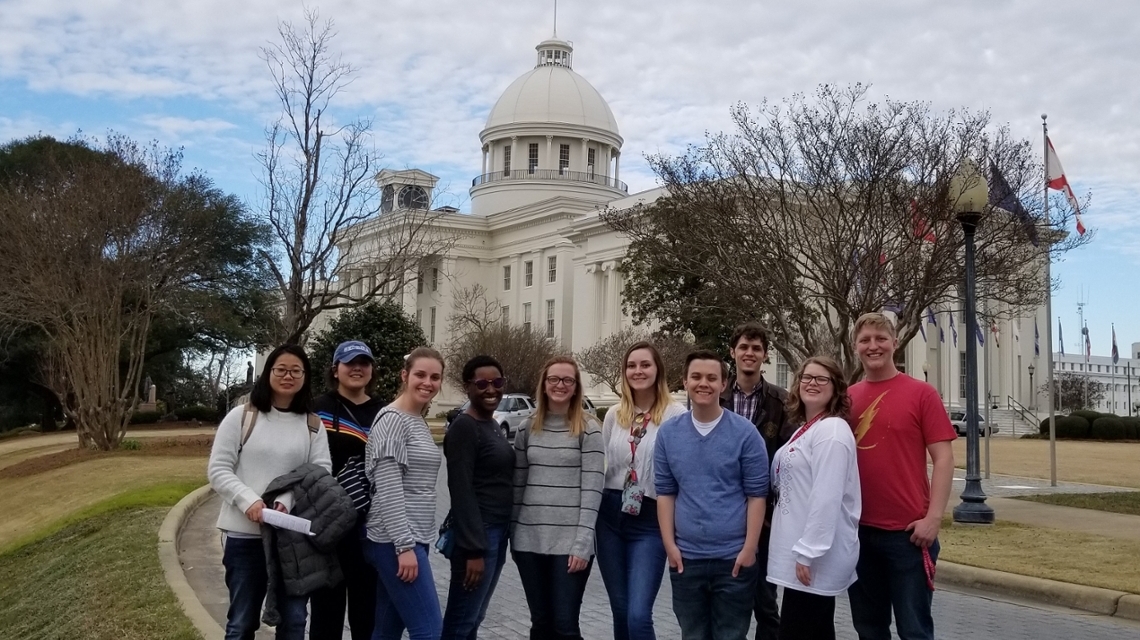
511, 356, 604, 640
767, 356, 861, 639
441, 355, 516, 639
596, 341, 685, 640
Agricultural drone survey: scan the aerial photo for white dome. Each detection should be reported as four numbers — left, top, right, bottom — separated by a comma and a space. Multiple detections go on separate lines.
484, 40, 620, 138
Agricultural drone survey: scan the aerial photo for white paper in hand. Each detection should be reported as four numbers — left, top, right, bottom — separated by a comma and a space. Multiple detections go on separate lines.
261, 508, 314, 536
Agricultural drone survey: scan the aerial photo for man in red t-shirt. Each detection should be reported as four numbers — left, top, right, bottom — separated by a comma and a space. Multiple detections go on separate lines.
846, 313, 955, 640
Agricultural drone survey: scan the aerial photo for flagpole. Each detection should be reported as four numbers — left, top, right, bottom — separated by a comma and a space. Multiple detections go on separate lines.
983, 303, 992, 479
1112, 325, 1117, 412
1043, 114, 1058, 487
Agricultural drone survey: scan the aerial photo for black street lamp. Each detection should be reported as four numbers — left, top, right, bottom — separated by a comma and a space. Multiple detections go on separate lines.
952, 160, 995, 525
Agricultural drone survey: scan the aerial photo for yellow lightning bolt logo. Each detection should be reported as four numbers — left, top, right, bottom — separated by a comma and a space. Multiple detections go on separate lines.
854, 391, 888, 449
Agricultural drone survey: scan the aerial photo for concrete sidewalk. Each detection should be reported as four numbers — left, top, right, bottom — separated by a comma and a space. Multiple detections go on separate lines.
947, 469, 1140, 541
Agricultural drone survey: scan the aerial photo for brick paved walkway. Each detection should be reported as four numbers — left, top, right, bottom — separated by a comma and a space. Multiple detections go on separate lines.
179, 464, 1140, 639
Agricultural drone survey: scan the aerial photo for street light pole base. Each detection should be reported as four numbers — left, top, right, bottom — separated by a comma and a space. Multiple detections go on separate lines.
952, 496, 995, 525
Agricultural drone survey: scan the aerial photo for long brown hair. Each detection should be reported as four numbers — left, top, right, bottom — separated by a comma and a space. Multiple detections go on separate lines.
531, 355, 589, 437
615, 341, 672, 428
785, 356, 851, 423
396, 346, 445, 398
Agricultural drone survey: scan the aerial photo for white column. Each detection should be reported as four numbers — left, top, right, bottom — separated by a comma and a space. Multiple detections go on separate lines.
581, 138, 590, 172
546, 136, 553, 171
604, 145, 612, 177
510, 136, 518, 174
614, 152, 620, 183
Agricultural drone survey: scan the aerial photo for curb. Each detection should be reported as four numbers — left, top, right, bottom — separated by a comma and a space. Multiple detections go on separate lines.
158, 485, 224, 640
938, 561, 1140, 622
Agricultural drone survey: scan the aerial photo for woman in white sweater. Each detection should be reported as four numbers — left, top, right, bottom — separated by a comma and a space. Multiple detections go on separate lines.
207, 344, 332, 640
767, 356, 861, 640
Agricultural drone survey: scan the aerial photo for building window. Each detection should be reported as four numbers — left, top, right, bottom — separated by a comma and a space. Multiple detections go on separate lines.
503, 265, 512, 291
417, 271, 423, 294
587, 148, 596, 177
546, 299, 555, 338
547, 256, 557, 283
501, 305, 509, 326
503, 145, 511, 174
431, 268, 439, 292
959, 352, 967, 399
524, 261, 534, 287
528, 143, 539, 174
429, 307, 436, 343
523, 302, 532, 332
776, 359, 790, 390
416, 308, 423, 329
559, 144, 570, 175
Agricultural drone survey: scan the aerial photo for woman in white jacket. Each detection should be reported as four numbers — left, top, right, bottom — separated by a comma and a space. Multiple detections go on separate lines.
767, 356, 860, 640
207, 344, 332, 640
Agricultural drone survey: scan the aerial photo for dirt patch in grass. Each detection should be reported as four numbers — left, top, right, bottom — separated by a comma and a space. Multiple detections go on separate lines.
939, 516, 1140, 594
0, 435, 213, 479
0, 504, 201, 640
1014, 492, 1140, 517
951, 438, 1140, 488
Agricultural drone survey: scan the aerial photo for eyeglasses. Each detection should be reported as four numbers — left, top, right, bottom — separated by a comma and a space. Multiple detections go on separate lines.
471, 377, 506, 390
544, 376, 577, 388
271, 367, 305, 379
798, 374, 832, 386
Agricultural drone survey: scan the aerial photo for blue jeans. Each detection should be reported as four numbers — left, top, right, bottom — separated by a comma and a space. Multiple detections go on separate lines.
847, 526, 940, 640
221, 535, 308, 640
669, 557, 758, 640
512, 550, 594, 639
441, 523, 510, 639
363, 540, 442, 640
596, 490, 668, 640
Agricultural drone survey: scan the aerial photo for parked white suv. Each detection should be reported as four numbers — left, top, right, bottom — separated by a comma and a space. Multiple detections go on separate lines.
948, 410, 999, 437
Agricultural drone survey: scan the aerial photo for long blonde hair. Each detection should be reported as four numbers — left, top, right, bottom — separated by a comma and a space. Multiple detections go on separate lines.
615, 341, 672, 428
531, 355, 588, 437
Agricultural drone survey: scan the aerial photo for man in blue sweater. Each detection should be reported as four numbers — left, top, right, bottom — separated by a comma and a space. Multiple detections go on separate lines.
656, 350, 770, 640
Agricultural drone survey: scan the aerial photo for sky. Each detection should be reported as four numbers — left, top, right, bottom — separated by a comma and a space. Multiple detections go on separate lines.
2, 0, 1137, 356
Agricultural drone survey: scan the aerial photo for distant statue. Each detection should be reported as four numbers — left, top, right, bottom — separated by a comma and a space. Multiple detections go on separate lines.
144, 375, 153, 398
246, 361, 254, 385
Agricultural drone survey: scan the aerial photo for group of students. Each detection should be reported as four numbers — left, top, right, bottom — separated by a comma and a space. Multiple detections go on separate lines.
207, 310, 956, 640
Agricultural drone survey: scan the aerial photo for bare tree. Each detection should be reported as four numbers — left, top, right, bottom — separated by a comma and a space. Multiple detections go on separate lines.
0, 135, 259, 449
445, 286, 563, 396
604, 84, 1090, 377
1043, 372, 1107, 413
577, 327, 694, 394
258, 10, 454, 344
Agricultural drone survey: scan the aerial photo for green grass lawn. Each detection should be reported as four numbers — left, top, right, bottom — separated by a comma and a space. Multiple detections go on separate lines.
1014, 491, 1140, 517
0, 483, 203, 640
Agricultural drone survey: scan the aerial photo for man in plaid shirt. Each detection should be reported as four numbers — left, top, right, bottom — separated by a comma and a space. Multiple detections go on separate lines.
719, 322, 794, 640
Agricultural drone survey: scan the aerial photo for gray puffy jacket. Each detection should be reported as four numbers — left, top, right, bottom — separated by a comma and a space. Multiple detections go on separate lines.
259, 463, 357, 626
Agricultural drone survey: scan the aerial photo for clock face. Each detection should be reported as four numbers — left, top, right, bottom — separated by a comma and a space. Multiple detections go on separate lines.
380, 185, 394, 213
398, 185, 428, 210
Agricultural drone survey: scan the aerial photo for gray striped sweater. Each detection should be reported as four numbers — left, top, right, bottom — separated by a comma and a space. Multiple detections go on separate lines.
511, 413, 605, 559
365, 407, 441, 551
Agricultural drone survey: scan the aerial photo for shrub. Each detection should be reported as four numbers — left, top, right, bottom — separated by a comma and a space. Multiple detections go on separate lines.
1121, 417, 1140, 440
595, 405, 609, 423
173, 405, 219, 422
129, 410, 163, 425
1070, 409, 1107, 423
1091, 417, 1129, 440
119, 439, 142, 450
1055, 415, 1090, 439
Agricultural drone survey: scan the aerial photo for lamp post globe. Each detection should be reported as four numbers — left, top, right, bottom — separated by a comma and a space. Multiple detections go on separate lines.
951, 160, 996, 525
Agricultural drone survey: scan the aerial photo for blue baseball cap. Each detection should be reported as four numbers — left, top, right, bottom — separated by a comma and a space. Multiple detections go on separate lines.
333, 341, 374, 364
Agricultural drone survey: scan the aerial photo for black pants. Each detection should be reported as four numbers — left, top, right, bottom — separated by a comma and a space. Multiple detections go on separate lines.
512, 550, 593, 640
753, 526, 780, 640
308, 529, 378, 640
778, 587, 835, 640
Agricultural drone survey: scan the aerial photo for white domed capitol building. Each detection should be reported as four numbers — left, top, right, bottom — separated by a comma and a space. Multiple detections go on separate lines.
333, 33, 1066, 422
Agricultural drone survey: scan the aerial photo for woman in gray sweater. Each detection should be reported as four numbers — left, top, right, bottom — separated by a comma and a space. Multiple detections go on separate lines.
512, 356, 605, 640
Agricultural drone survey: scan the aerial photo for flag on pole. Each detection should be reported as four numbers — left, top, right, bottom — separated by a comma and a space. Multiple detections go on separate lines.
1084, 325, 1091, 360
975, 318, 985, 346
1112, 324, 1119, 364
990, 163, 1039, 245
991, 321, 1001, 348
1058, 318, 1065, 356
912, 198, 936, 243
949, 313, 958, 348
1046, 137, 1087, 235
1034, 318, 1040, 357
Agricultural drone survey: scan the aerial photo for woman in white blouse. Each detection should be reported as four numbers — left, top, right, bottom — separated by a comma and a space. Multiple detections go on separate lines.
596, 341, 686, 640
767, 356, 861, 640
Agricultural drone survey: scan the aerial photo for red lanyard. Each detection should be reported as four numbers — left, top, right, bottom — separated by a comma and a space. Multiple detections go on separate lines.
628, 412, 651, 483
775, 414, 824, 475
